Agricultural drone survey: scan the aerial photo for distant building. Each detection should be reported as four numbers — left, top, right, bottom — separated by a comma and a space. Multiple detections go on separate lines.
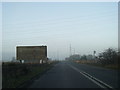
16, 46, 47, 64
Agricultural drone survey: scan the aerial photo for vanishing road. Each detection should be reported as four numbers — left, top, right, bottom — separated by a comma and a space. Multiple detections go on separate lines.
28, 61, 119, 88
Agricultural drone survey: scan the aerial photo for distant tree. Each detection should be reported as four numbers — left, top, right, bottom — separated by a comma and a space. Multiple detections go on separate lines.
66, 54, 81, 60
80, 55, 87, 60
65, 57, 69, 60
98, 48, 118, 65
118, 51, 120, 64
86, 54, 93, 60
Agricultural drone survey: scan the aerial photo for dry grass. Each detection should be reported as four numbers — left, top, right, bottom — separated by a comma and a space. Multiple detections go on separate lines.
2, 61, 57, 88
74, 60, 119, 70
75, 60, 97, 64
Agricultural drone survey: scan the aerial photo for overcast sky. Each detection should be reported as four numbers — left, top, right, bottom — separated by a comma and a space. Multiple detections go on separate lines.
2, 2, 118, 61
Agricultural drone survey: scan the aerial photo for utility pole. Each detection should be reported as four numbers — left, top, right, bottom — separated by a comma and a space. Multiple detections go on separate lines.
93, 50, 96, 61
70, 44, 72, 57
57, 50, 59, 61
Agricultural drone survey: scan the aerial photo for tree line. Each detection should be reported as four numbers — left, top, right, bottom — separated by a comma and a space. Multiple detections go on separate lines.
65, 48, 119, 65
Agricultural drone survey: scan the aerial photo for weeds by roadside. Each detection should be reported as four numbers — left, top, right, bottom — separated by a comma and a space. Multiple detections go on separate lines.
2, 61, 58, 88
74, 60, 119, 70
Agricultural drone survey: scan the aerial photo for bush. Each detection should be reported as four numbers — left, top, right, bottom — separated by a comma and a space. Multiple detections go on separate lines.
98, 48, 118, 65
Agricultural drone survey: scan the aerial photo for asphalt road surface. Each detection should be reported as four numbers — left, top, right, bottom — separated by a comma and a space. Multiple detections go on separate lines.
28, 61, 118, 88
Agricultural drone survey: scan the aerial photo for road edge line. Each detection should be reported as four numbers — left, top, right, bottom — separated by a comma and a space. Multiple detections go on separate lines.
68, 64, 114, 89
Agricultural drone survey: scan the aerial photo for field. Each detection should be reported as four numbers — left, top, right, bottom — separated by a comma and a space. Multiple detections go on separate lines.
2, 61, 58, 88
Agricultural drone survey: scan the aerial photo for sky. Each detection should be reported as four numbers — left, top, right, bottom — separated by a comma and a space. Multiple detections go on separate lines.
2, 2, 118, 61
0, 2, 2, 62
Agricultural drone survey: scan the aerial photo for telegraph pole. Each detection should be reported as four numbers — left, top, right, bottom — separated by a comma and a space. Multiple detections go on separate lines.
70, 44, 72, 57
93, 51, 96, 60
57, 50, 59, 61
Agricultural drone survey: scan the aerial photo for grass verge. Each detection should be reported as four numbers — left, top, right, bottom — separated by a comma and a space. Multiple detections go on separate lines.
2, 61, 58, 88
74, 60, 119, 70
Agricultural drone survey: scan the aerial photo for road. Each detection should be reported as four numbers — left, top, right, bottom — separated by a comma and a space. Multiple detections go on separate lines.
28, 61, 118, 88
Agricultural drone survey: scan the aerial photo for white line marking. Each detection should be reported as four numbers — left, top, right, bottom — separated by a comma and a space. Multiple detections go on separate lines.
68, 64, 114, 89
82, 71, 113, 88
